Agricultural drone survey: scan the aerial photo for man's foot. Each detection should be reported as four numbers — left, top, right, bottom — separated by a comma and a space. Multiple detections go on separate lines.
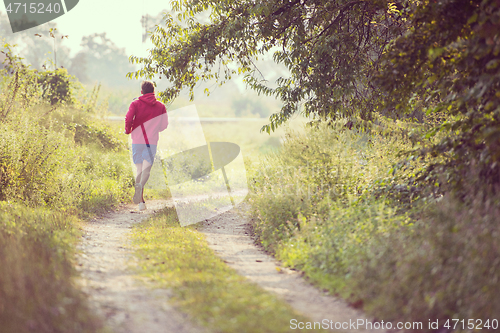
133, 183, 143, 204
138, 202, 147, 211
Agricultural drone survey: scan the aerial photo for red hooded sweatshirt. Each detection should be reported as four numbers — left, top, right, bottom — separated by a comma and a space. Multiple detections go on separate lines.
125, 93, 168, 145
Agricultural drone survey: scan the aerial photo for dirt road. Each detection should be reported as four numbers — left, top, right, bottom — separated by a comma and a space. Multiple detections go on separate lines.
76, 200, 384, 333
75, 200, 205, 333
200, 206, 383, 333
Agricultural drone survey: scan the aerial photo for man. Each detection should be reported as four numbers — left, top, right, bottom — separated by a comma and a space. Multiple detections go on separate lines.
125, 81, 168, 211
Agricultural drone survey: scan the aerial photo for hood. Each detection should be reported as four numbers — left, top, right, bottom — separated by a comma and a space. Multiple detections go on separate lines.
138, 92, 157, 106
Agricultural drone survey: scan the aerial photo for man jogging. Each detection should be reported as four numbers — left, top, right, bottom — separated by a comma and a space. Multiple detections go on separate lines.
125, 81, 168, 211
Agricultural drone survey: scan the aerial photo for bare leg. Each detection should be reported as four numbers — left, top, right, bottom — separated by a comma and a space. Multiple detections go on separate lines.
135, 160, 152, 203
140, 160, 152, 202
135, 163, 143, 184
134, 163, 145, 204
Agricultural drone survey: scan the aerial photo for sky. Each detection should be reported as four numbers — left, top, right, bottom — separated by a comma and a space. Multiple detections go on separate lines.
0, 0, 289, 98
1, 0, 172, 58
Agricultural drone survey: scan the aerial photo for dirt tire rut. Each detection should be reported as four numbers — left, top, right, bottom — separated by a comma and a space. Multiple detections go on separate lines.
75, 200, 206, 333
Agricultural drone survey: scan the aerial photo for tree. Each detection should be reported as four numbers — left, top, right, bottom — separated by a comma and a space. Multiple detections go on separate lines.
141, 10, 170, 43
37, 68, 76, 105
76, 33, 135, 87
375, 0, 500, 191
68, 51, 89, 83
128, 0, 406, 132
0, 15, 72, 70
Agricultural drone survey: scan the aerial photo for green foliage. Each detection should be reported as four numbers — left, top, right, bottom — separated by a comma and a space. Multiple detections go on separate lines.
0, 105, 131, 212
281, 198, 410, 277
1, 43, 78, 107
250, 121, 500, 331
0, 44, 42, 116
132, 206, 320, 333
0, 111, 66, 205
0, 43, 133, 331
128, 0, 406, 129
375, 0, 500, 193
350, 188, 500, 331
37, 68, 76, 105
72, 121, 124, 151
0, 45, 134, 333
249, 121, 415, 252
0, 203, 103, 333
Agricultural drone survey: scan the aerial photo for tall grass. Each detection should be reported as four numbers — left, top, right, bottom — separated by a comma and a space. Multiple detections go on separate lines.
0, 203, 102, 332
350, 182, 500, 331
0, 82, 133, 215
250, 121, 415, 253
0, 44, 133, 331
249, 119, 499, 331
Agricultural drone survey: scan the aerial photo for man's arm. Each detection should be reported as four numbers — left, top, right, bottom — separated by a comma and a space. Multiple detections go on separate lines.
124, 101, 136, 134
159, 106, 168, 132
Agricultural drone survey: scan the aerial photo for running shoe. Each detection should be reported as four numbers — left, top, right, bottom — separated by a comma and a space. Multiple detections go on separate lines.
133, 183, 143, 204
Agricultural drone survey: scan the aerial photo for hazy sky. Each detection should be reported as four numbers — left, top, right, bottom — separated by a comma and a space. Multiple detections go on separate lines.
1, 0, 172, 58
0, 0, 288, 95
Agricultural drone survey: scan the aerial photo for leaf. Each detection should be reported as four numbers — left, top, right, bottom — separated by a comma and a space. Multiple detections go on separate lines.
486, 59, 500, 70
467, 12, 478, 25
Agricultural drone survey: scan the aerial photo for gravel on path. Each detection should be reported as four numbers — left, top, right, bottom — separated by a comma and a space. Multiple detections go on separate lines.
76, 198, 387, 333
75, 200, 206, 333
200, 205, 386, 333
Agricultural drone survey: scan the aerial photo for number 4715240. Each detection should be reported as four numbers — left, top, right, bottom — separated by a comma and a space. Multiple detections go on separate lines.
6, 3, 61, 14
444, 319, 498, 330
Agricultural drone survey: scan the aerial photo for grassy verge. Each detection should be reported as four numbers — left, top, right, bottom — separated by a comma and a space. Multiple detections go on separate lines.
0, 203, 103, 332
131, 206, 331, 333
0, 45, 133, 332
248, 120, 500, 331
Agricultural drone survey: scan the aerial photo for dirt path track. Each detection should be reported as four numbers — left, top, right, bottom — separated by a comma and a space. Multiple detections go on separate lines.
75, 200, 205, 333
76, 200, 384, 333
201, 206, 383, 333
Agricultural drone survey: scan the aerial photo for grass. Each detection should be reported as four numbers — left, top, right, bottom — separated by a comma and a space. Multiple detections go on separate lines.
131, 206, 332, 333
248, 118, 500, 332
0, 45, 132, 332
0, 202, 104, 333
349, 188, 500, 331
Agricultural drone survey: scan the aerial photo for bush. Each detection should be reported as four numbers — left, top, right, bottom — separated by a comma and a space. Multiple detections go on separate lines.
0, 111, 68, 205
0, 203, 103, 333
0, 41, 133, 332
249, 121, 414, 252
0, 107, 132, 213
37, 68, 76, 105
250, 119, 500, 332
350, 187, 500, 332
0, 45, 132, 213
278, 198, 410, 287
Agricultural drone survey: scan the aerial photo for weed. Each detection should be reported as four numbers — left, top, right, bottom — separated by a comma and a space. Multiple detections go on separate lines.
0, 203, 103, 332
131, 207, 325, 333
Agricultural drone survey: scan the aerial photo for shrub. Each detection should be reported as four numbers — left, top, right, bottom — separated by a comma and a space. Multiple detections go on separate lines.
250, 119, 500, 332
37, 68, 76, 105
0, 111, 68, 205
0, 203, 103, 333
0, 46, 132, 212
249, 121, 415, 252
0, 41, 132, 332
350, 187, 500, 332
